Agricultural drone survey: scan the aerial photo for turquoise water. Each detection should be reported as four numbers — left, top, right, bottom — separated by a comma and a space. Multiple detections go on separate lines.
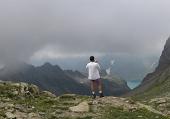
127, 81, 141, 89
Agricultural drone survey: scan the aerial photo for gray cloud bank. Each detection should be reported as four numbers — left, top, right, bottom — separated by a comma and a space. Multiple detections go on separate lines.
0, 0, 170, 64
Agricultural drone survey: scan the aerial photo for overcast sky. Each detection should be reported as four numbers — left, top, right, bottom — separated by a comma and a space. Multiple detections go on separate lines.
0, 0, 170, 64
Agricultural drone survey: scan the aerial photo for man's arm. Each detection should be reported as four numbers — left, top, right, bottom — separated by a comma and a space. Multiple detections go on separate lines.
86, 64, 88, 69
97, 63, 101, 71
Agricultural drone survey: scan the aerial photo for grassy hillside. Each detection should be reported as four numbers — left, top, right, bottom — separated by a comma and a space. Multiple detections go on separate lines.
131, 67, 170, 101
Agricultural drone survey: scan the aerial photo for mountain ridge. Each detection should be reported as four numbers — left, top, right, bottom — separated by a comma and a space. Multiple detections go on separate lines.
126, 37, 170, 99
0, 62, 130, 96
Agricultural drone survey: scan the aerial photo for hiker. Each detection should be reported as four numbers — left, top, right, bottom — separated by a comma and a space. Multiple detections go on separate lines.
86, 56, 104, 99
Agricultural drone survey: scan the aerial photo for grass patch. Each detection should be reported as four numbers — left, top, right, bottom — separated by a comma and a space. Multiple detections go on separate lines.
0, 111, 5, 117
100, 106, 170, 119
131, 69, 170, 101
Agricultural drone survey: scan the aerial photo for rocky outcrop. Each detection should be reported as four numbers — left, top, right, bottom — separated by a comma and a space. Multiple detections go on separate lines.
0, 80, 40, 96
148, 97, 170, 115
0, 81, 52, 119
156, 37, 170, 71
0, 81, 169, 119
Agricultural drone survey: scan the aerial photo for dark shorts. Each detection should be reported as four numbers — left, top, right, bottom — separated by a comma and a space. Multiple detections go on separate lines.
91, 79, 100, 84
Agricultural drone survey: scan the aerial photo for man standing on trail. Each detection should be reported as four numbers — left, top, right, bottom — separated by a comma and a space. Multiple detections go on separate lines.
86, 56, 104, 99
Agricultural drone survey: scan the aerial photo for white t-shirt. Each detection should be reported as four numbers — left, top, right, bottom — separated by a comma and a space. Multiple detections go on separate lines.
86, 62, 101, 80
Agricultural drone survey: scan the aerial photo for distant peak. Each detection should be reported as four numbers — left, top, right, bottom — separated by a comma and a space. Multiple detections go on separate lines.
43, 62, 53, 67
164, 37, 170, 48
156, 37, 170, 71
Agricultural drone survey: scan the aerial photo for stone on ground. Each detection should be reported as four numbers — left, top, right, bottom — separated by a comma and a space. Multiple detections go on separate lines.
69, 101, 89, 112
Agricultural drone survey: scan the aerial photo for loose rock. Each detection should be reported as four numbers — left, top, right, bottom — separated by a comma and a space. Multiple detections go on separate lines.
69, 101, 89, 112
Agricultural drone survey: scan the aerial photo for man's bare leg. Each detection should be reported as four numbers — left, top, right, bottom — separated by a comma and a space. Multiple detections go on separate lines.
90, 80, 97, 99
98, 79, 103, 92
90, 80, 95, 92
98, 79, 104, 97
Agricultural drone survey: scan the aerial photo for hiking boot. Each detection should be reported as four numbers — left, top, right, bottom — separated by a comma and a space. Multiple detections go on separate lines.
92, 93, 96, 99
99, 93, 104, 98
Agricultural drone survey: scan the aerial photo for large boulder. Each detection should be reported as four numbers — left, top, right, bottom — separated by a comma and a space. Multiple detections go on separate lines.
69, 101, 89, 112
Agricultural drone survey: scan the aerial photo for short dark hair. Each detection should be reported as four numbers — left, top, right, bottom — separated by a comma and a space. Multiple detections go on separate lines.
90, 56, 95, 62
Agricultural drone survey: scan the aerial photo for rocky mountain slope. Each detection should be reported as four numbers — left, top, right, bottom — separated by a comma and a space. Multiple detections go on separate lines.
102, 75, 130, 96
0, 62, 88, 95
0, 62, 130, 96
126, 37, 170, 99
0, 80, 169, 119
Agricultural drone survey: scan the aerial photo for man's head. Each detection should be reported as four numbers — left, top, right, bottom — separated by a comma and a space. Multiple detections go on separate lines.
90, 56, 95, 62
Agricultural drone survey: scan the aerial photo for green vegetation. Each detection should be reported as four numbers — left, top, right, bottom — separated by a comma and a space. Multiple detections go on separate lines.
131, 68, 170, 101
0, 81, 170, 119
101, 106, 170, 119
12, 94, 90, 118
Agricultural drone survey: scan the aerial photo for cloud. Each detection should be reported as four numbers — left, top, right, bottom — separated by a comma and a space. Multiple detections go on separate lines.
0, 0, 170, 64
